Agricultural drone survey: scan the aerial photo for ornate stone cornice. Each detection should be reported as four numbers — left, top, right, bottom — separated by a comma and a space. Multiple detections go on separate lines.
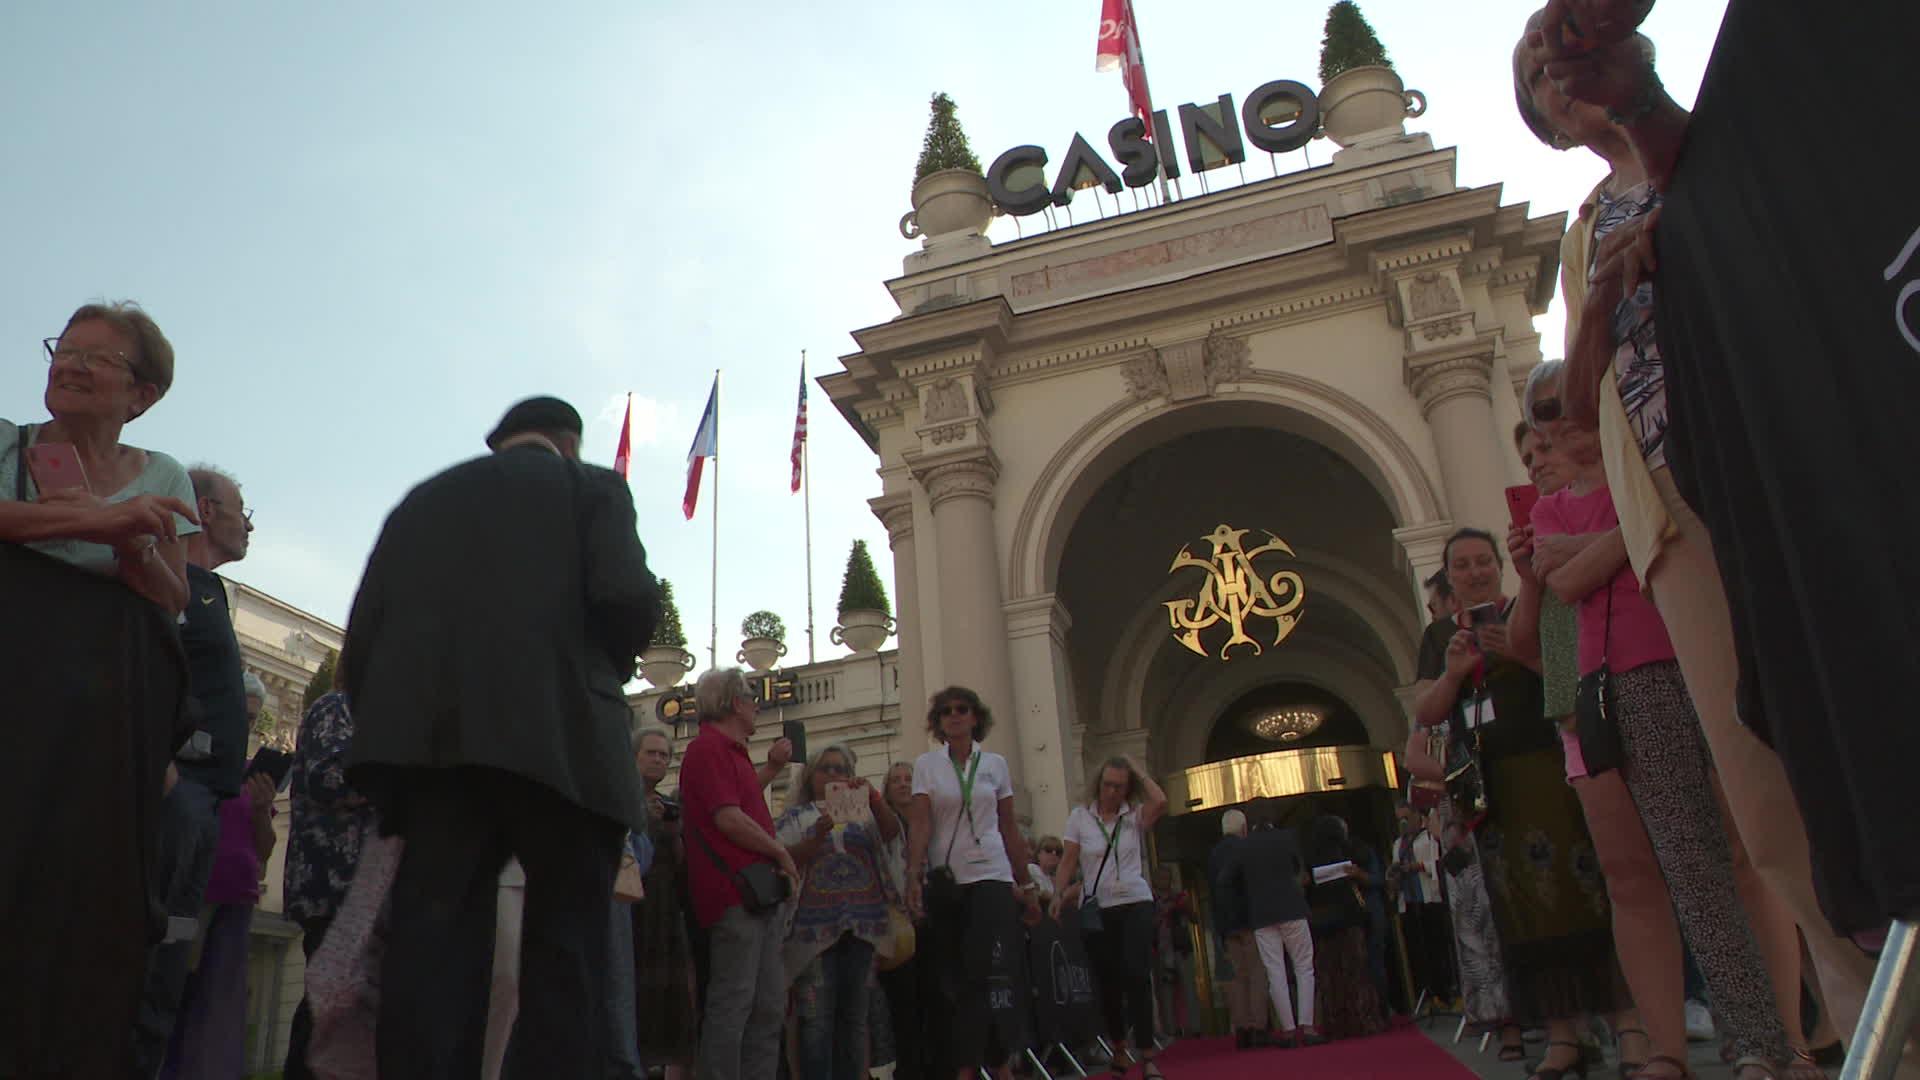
917, 454, 999, 509
1406, 351, 1493, 415
869, 493, 914, 546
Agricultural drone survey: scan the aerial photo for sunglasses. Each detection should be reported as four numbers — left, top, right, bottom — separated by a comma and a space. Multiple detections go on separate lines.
1529, 397, 1563, 425
938, 703, 974, 716
815, 762, 848, 776
1040, 846, 1062, 855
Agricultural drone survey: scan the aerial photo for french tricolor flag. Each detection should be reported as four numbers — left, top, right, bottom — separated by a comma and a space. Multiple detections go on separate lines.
683, 377, 718, 520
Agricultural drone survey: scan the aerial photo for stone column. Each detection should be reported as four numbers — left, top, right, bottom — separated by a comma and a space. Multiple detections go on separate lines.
1409, 350, 1511, 546
921, 453, 1023, 799
1004, 595, 1077, 832
870, 493, 925, 724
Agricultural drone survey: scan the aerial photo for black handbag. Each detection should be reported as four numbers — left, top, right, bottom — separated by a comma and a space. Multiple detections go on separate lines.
1574, 581, 1626, 775
691, 816, 791, 916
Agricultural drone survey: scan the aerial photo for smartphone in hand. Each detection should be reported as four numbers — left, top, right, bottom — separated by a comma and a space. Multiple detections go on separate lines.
1505, 483, 1540, 529
24, 442, 88, 496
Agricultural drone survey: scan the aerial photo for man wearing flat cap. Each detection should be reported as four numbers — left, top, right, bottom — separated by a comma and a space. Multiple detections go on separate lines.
342, 396, 661, 1078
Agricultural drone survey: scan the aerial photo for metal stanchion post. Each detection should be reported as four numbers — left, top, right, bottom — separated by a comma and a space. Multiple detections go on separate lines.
1843, 919, 1920, 1080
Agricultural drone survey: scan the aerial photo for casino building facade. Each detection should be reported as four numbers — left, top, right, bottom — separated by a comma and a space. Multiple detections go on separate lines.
812, 101, 1565, 841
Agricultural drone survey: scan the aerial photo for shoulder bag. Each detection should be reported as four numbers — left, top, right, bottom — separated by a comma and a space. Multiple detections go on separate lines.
690, 815, 790, 916
1574, 580, 1626, 774
1077, 808, 1122, 936
925, 751, 980, 919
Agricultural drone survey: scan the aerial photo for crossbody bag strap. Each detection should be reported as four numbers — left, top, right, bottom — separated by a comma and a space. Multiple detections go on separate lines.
14, 424, 30, 503
689, 812, 744, 882
1084, 808, 1122, 900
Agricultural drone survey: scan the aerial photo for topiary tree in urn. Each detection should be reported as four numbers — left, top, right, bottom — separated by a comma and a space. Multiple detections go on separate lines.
738, 610, 789, 673
1315, 1, 1424, 148
639, 579, 695, 688
833, 539, 895, 655
904, 92, 993, 242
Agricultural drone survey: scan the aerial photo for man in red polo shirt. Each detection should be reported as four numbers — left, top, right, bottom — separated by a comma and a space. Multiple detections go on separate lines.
681, 666, 799, 1080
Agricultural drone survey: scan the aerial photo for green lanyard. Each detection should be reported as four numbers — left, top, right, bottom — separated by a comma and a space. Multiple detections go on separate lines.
941, 750, 983, 867
1098, 809, 1127, 853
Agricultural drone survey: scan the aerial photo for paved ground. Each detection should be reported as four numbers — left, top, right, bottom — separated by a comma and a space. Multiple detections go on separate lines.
1418, 1022, 1838, 1079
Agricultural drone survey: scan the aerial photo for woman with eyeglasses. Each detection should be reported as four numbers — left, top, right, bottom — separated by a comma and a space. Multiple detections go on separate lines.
1049, 756, 1169, 1078
905, 687, 1042, 1080
775, 743, 899, 1080
0, 302, 205, 1077
875, 759, 929, 1080
1029, 836, 1070, 908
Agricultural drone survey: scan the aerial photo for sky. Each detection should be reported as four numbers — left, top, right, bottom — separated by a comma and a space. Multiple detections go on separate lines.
0, 0, 1729, 668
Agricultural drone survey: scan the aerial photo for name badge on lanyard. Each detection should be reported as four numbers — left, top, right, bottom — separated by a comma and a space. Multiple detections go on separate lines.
1465, 690, 1496, 730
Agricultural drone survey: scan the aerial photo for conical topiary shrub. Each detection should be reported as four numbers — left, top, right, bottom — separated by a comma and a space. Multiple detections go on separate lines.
1319, 2, 1393, 83
652, 579, 688, 649
914, 92, 983, 184
837, 539, 892, 618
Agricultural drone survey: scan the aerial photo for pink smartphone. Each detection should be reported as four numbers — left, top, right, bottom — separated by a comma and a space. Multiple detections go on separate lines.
24, 442, 88, 496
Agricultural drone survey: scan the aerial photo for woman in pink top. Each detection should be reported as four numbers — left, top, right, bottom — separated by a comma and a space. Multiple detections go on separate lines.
1525, 361, 1794, 1080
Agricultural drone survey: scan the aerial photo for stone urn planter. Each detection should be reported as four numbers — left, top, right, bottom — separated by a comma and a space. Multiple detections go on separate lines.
1318, 65, 1426, 147
831, 609, 895, 656
900, 168, 993, 242
638, 645, 694, 689
737, 636, 787, 674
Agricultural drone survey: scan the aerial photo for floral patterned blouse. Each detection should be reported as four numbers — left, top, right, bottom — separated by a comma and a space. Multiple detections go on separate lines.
284, 691, 375, 930
774, 801, 894, 980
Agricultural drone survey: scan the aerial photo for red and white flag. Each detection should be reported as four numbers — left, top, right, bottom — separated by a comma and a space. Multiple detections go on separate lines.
1096, 0, 1154, 131
683, 377, 718, 520
613, 392, 633, 479
789, 360, 808, 493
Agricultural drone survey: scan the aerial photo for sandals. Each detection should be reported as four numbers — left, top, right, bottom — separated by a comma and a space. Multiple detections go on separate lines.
1628, 1056, 1694, 1079
1615, 1026, 1650, 1079
1530, 1040, 1591, 1080
1501, 1023, 1528, 1062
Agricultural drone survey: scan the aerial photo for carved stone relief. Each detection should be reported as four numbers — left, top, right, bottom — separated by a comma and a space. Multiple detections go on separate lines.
1407, 270, 1462, 321
1121, 350, 1169, 400
1204, 332, 1252, 388
922, 377, 971, 423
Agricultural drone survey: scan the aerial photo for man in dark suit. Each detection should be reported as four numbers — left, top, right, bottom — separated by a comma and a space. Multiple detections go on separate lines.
1208, 809, 1266, 1050
1223, 799, 1322, 1048
343, 396, 660, 1079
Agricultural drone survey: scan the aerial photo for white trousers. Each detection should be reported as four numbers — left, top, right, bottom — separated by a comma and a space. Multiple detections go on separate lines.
482, 859, 526, 1080
1254, 919, 1316, 1032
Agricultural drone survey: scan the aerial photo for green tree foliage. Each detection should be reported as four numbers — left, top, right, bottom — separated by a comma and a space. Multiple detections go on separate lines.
652, 579, 689, 649
837, 539, 892, 617
1319, 2, 1394, 83
303, 649, 338, 712
914, 92, 983, 182
742, 610, 787, 644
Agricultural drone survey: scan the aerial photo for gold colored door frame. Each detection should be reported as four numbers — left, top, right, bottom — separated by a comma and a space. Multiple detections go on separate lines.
1163, 745, 1400, 814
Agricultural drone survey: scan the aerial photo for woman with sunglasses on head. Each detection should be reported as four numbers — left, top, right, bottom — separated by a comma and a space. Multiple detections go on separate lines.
776, 743, 900, 1080
1050, 756, 1169, 1078
905, 688, 1042, 1080
1514, 16, 1836, 1077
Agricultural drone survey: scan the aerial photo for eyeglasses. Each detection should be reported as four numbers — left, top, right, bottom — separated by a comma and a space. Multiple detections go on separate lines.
1529, 397, 1563, 425
43, 338, 133, 377
815, 762, 849, 776
939, 703, 974, 716
1040, 846, 1062, 855
207, 497, 254, 524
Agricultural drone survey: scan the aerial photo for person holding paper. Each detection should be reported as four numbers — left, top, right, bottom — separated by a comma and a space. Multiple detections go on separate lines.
776, 743, 900, 1080
1221, 799, 1319, 1049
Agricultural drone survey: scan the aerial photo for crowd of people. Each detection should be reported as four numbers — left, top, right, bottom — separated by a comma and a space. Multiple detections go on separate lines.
1, 1, 1912, 1078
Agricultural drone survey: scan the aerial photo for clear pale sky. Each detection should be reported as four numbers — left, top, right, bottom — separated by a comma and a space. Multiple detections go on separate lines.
0, 0, 1728, 665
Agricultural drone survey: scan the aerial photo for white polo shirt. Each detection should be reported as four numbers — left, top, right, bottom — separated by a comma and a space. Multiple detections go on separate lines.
912, 746, 1015, 885
1064, 803, 1153, 909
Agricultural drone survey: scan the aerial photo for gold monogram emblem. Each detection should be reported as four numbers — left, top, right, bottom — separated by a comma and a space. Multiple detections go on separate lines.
1163, 524, 1306, 660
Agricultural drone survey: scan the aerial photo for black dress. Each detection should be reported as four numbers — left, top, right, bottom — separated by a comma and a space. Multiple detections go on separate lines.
1653, 0, 1920, 935
0, 543, 191, 1077
1416, 612, 1622, 1025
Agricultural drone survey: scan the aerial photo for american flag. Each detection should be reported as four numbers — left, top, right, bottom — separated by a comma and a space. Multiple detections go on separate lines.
790, 359, 808, 493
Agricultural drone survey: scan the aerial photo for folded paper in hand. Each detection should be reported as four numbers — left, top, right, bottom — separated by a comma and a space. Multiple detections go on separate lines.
1312, 860, 1357, 885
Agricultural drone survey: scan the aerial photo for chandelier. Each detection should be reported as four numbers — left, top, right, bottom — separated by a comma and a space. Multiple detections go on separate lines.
1247, 704, 1327, 743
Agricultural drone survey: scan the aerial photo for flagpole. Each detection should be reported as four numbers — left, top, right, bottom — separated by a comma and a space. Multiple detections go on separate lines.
802, 350, 816, 664
710, 369, 721, 671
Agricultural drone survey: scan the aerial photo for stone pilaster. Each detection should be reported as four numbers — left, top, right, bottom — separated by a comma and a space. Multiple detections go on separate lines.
870, 492, 925, 722
1004, 594, 1077, 831
1407, 347, 1510, 544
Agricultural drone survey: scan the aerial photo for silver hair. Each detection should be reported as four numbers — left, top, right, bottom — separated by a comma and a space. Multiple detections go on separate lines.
1523, 359, 1566, 432
186, 463, 241, 501
1221, 808, 1248, 837
242, 671, 266, 701
798, 742, 859, 801
694, 667, 750, 723
632, 725, 673, 754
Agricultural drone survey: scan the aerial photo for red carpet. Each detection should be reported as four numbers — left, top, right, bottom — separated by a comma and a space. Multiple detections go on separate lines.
1145, 1027, 1480, 1078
